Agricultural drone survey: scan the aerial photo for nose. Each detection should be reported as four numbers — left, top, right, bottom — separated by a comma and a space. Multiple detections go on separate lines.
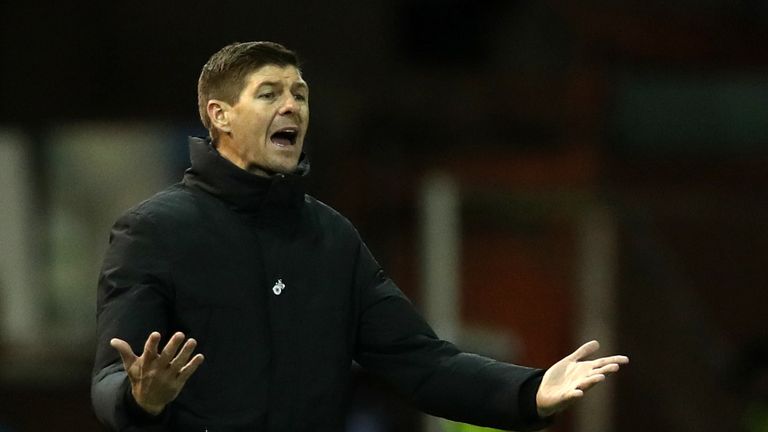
278, 94, 299, 115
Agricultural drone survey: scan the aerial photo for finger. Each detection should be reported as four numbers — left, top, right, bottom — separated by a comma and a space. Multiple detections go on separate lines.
110, 338, 138, 368
592, 363, 620, 375
577, 373, 605, 392
178, 353, 205, 382
142, 332, 162, 361
169, 338, 197, 370
592, 355, 629, 368
158, 332, 186, 363
569, 340, 600, 361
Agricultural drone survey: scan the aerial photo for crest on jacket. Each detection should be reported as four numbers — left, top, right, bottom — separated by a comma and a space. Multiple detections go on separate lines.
272, 279, 286, 295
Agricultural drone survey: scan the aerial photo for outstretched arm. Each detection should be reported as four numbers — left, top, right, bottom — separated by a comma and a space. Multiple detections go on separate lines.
351, 239, 550, 430
536, 340, 629, 417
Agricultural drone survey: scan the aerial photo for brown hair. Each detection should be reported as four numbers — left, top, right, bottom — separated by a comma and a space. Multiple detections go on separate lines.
197, 41, 299, 137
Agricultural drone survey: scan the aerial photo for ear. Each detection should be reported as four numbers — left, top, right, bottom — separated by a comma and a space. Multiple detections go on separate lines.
207, 100, 233, 134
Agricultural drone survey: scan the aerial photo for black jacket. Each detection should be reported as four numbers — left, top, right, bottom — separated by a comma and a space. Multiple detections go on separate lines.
92, 137, 549, 432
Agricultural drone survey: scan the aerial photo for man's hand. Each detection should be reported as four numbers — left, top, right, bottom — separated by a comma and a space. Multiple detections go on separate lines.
110, 331, 205, 415
536, 340, 628, 418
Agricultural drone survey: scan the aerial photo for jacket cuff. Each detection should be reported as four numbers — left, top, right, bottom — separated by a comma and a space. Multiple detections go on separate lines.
124, 385, 168, 425
518, 373, 555, 428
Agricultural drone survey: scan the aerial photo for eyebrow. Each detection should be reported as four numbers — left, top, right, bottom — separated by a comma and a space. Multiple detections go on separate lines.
256, 81, 309, 91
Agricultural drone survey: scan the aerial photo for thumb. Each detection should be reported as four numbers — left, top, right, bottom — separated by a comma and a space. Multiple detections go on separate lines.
110, 338, 138, 369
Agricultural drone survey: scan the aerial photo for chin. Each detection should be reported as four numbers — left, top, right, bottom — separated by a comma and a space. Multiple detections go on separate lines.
275, 157, 301, 174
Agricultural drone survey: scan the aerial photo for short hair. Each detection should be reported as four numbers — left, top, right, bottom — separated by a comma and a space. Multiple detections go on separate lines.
197, 41, 300, 136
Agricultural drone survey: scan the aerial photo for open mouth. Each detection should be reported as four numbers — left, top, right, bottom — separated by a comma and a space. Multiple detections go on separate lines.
270, 127, 298, 147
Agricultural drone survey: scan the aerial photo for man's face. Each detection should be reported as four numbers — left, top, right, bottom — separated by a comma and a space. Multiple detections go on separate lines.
223, 64, 309, 175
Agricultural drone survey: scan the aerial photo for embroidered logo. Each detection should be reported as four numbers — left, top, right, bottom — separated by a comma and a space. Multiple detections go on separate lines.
272, 279, 286, 295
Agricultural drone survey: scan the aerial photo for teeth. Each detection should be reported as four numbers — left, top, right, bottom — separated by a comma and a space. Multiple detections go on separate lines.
271, 129, 298, 146
272, 130, 297, 138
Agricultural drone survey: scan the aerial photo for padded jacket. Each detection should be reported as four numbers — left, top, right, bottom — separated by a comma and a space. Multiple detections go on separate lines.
91, 137, 549, 432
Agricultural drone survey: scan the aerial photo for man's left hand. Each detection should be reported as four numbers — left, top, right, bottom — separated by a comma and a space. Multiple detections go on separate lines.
535, 340, 629, 418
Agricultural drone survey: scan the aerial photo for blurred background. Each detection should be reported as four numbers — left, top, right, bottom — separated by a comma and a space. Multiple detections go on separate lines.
1, 0, 767, 431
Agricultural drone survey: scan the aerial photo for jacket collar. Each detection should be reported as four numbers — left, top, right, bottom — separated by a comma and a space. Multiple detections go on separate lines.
182, 136, 309, 214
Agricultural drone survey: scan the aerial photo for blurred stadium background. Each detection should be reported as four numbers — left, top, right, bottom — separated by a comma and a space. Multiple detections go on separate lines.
0, 1, 766, 431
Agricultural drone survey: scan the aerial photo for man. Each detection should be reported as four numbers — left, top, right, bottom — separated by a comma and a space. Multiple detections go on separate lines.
92, 41, 628, 431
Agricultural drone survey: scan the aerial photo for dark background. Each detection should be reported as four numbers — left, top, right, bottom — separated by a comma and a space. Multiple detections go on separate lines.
1, 1, 767, 431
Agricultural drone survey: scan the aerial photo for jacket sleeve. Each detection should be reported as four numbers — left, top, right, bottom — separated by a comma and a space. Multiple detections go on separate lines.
92, 210, 174, 431
351, 240, 552, 431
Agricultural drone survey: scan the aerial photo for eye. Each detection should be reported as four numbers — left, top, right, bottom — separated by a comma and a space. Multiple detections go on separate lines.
258, 92, 275, 100
293, 93, 307, 101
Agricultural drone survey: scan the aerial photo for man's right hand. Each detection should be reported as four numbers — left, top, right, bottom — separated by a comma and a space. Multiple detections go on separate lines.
110, 331, 205, 415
